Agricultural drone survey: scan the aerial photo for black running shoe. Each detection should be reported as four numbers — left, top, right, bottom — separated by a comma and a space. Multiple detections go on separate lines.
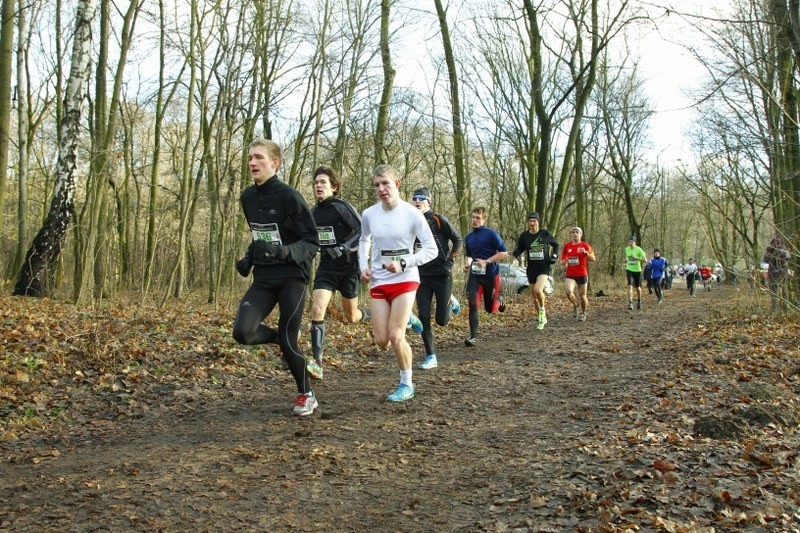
464, 337, 477, 347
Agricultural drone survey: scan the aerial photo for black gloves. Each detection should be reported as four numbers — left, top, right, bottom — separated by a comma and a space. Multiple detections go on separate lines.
251, 240, 289, 264
323, 244, 348, 260
550, 253, 559, 264
235, 255, 252, 277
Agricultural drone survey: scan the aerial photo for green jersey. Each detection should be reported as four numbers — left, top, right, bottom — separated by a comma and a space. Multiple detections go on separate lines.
625, 245, 646, 273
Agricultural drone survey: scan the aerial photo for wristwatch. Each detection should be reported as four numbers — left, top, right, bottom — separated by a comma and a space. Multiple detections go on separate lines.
399, 258, 407, 271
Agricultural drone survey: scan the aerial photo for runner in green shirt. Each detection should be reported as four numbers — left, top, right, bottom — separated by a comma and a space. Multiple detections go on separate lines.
624, 236, 647, 310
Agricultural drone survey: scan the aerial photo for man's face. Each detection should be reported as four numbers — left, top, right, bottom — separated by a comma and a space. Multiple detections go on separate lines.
570, 228, 582, 241
528, 218, 540, 232
412, 193, 430, 213
248, 146, 279, 185
314, 174, 336, 201
373, 173, 398, 204
471, 212, 486, 228
628, 239, 635, 247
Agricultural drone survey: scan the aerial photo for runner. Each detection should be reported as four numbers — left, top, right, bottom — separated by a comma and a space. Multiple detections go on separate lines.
699, 264, 713, 291
309, 166, 369, 380
511, 212, 560, 330
232, 139, 320, 416
411, 186, 463, 370
624, 236, 647, 310
359, 165, 437, 402
648, 249, 668, 304
560, 226, 595, 321
683, 258, 699, 298
463, 207, 508, 346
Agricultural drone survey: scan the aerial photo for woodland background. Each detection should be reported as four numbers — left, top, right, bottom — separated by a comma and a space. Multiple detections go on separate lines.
0, 0, 797, 306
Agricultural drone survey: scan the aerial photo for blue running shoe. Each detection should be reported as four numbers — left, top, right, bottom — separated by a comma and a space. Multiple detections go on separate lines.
450, 295, 461, 315
418, 354, 438, 369
407, 313, 423, 333
387, 383, 415, 402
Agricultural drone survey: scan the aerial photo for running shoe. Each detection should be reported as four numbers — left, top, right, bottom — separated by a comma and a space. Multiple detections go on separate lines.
407, 313, 423, 333
536, 310, 547, 330
387, 383, 415, 402
579, 313, 587, 322
464, 337, 477, 347
637, 300, 641, 310
419, 354, 438, 369
450, 295, 461, 315
306, 358, 323, 380
292, 393, 318, 416
573, 304, 579, 318
658, 298, 663, 305
498, 297, 506, 313
628, 302, 633, 311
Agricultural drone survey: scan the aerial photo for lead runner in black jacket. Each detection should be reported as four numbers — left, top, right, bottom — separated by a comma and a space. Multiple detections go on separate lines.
309, 166, 370, 374
232, 139, 320, 416
411, 187, 462, 370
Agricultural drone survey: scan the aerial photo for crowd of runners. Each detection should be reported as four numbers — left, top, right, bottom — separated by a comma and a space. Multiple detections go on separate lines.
230, 139, 753, 416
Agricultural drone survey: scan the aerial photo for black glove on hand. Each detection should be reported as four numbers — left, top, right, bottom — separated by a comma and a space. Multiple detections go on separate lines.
252, 240, 288, 263
550, 253, 558, 264
324, 245, 347, 260
235, 256, 252, 277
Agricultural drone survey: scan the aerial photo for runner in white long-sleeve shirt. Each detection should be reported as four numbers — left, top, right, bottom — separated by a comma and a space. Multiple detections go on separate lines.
359, 165, 437, 402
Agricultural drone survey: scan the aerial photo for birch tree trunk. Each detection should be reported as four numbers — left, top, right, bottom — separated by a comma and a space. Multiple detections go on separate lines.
13, 0, 97, 297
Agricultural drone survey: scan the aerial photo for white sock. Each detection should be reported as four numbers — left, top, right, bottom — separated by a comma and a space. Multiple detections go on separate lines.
400, 369, 413, 387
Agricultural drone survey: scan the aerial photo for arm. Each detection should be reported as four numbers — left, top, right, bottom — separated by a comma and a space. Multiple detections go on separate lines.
443, 216, 463, 262
358, 211, 372, 281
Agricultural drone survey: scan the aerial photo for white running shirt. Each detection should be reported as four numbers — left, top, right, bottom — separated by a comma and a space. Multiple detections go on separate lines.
359, 200, 437, 288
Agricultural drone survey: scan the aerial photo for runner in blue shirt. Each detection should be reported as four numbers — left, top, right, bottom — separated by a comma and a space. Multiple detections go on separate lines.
462, 207, 508, 346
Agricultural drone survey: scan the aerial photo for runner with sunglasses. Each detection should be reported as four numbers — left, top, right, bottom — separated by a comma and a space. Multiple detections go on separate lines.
410, 187, 462, 370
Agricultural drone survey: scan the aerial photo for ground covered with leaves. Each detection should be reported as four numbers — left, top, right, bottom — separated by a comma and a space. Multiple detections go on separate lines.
1, 283, 799, 531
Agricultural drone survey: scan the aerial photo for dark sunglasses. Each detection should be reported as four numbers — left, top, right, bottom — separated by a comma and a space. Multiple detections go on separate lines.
412, 195, 429, 202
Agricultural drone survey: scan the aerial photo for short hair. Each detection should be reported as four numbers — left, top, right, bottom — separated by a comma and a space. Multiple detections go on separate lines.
248, 138, 282, 164
313, 165, 341, 196
471, 206, 488, 220
372, 164, 399, 182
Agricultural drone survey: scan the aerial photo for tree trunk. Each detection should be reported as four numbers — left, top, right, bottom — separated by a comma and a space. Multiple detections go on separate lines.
13, 0, 98, 297
374, 0, 394, 164
13, 0, 28, 274
434, 0, 469, 234
0, 0, 16, 229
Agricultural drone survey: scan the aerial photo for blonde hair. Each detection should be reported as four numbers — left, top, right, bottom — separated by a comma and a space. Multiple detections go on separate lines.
248, 138, 282, 163
372, 164, 399, 182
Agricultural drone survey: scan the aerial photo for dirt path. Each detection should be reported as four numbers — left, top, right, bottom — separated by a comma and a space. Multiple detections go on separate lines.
2, 286, 798, 531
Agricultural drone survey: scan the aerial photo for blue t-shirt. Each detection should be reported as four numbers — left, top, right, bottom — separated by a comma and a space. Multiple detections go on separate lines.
649, 256, 667, 279
464, 225, 506, 277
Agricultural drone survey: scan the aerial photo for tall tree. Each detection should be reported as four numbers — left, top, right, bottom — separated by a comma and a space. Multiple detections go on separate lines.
0, 0, 16, 228
374, 0, 394, 164
13, 0, 98, 297
434, 0, 469, 234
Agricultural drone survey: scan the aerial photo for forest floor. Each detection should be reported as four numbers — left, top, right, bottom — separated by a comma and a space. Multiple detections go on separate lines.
1, 281, 799, 532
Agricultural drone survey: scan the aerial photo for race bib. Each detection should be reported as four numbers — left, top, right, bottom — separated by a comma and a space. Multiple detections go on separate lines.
568, 256, 579, 266
251, 222, 282, 245
627, 256, 638, 266
317, 226, 336, 246
381, 248, 410, 266
470, 262, 487, 275
528, 246, 545, 261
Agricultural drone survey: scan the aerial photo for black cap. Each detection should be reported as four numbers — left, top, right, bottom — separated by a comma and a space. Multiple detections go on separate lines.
528, 211, 540, 221
413, 187, 430, 200
628, 236, 636, 242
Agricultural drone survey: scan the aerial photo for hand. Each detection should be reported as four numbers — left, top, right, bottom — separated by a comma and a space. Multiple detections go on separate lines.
324, 244, 347, 260
360, 268, 372, 282
235, 256, 252, 277
549, 254, 558, 264
252, 240, 288, 261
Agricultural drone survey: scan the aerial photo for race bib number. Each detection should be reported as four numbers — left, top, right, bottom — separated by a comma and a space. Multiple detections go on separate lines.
317, 226, 336, 246
568, 256, 579, 266
528, 244, 545, 261
251, 222, 282, 245
470, 262, 487, 275
627, 256, 638, 267
381, 248, 410, 266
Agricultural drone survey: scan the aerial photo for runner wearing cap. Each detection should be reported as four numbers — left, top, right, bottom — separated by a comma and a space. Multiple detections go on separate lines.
561, 226, 595, 321
624, 236, 647, 310
512, 212, 560, 330
411, 187, 463, 370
